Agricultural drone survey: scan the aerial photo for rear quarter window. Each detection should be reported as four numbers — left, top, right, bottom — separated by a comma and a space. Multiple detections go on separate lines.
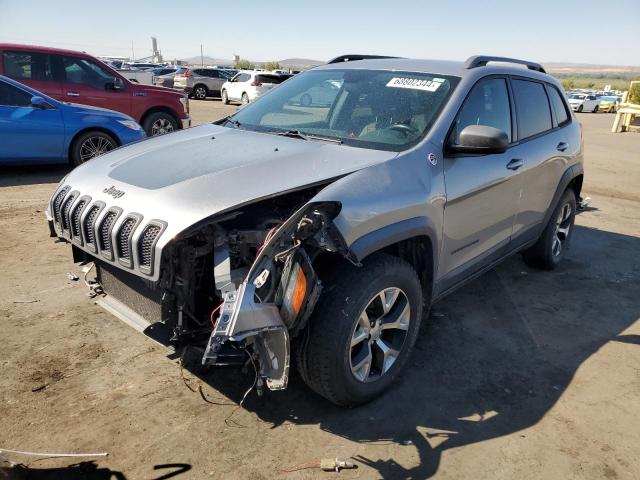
256, 74, 284, 84
546, 86, 570, 126
512, 79, 552, 140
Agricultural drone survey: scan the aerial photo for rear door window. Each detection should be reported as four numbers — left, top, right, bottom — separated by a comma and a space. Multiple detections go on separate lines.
0, 81, 33, 106
452, 77, 512, 143
546, 86, 569, 126
511, 79, 552, 139
2, 51, 53, 81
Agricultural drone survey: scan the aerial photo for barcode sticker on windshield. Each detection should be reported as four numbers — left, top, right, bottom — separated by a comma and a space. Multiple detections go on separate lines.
386, 77, 443, 92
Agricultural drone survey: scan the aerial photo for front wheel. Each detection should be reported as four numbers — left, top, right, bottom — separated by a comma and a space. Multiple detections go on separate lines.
142, 112, 178, 136
70, 131, 117, 166
297, 253, 424, 406
593, 105, 599, 113
523, 189, 576, 270
577, 105, 583, 112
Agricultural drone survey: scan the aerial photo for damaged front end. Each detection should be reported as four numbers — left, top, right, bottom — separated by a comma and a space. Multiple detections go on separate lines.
201, 201, 350, 390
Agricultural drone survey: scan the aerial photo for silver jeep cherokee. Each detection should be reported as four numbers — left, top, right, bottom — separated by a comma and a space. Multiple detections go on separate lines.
47, 55, 583, 406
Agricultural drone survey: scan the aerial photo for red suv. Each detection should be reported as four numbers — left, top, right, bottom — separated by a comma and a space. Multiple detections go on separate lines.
0, 44, 190, 136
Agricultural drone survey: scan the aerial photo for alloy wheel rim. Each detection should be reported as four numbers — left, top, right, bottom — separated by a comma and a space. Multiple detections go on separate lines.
79, 136, 115, 162
349, 287, 411, 383
151, 118, 174, 135
195, 87, 206, 99
552, 202, 572, 257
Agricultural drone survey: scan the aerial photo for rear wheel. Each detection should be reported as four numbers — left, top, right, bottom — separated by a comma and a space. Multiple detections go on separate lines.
296, 253, 424, 406
70, 131, 117, 166
193, 84, 208, 100
241, 93, 249, 105
221, 89, 229, 104
523, 189, 576, 270
142, 112, 178, 136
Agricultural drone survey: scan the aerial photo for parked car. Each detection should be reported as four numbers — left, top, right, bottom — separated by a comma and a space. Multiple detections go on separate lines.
567, 93, 599, 112
153, 67, 187, 89
0, 75, 144, 165
292, 79, 341, 106
47, 55, 583, 406
0, 44, 190, 136
221, 71, 287, 104
597, 95, 621, 113
173, 67, 234, 100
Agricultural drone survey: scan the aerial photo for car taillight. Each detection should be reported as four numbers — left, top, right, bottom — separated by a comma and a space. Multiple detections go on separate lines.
251, 80, 262, 87
179, 70, 191, 78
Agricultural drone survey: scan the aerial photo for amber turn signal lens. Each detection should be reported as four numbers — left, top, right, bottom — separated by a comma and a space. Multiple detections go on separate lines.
290, 266, 307, 315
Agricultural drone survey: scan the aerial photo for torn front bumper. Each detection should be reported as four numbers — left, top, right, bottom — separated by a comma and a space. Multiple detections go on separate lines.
202, 282, 290, 390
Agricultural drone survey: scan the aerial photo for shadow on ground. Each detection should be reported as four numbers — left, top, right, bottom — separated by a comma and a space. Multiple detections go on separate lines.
0, 165, 70, 188
1, 460, 191, 480
185, 225, 639, 479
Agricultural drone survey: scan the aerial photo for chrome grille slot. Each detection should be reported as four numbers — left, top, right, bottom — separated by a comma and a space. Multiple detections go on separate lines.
60, 192, 78, 234
116, 215, 142, 268
83, 204, 102, 251
97, 209, 121, 259
138, 221, 166, 275
52, 186, 70, 227
70, 199, 87, 241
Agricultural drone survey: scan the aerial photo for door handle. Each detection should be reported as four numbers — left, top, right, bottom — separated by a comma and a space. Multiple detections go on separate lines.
66, 91, 80, 97
506, 158, 524, 171
556, 142, 568, 152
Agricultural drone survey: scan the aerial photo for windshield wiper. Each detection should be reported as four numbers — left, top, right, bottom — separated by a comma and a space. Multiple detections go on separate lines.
214, 115, 241, 128
273, 129, 343, 144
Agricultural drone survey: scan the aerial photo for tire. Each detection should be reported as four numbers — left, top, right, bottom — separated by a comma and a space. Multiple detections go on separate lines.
593, 105, 599, 113
221, 89, 229, 105
241, 93, 249, 105
70, 130, 117, 166
193, 84, 208, 100
300, 93, 312, 107
577, 105, 583, 112
297, 253, 424, 406
522, 189, 576, 270
141, 112, 179, 136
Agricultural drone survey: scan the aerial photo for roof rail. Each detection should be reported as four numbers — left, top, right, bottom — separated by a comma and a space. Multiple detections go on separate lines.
327, 54, 401, 64
464, 55, 546, 74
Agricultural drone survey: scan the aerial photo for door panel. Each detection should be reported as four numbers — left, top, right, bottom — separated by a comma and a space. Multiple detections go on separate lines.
440, 77, 522, 279
0, 82, 64, 164
56, 55, 131, 115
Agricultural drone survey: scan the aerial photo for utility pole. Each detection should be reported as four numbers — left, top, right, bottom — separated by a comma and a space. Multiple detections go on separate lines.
200, 44, 204, 67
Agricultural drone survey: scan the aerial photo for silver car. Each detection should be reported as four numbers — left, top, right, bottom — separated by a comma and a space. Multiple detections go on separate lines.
47, 55, 583, 406
173, 67, 234, 100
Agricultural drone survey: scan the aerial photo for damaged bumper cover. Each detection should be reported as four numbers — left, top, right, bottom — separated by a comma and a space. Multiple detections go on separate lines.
202, 201, 348, 391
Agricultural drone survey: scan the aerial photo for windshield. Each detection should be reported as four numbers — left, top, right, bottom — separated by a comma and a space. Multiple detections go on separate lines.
570, 94, 586, 100
225, 69, 458, 151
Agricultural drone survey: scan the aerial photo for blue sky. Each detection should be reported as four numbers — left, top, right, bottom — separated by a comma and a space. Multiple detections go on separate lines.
0, 0, 638, 65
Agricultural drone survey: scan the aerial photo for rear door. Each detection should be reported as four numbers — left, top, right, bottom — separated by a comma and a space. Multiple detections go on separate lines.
509, 79, 573, 240
54, 54, 131, 115
1, 50, 62, 99
0, 80, 64, 164
440, 77, 523, 284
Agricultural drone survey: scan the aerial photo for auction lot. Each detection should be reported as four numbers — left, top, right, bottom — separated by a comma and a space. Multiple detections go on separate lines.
1, 107, 639, 479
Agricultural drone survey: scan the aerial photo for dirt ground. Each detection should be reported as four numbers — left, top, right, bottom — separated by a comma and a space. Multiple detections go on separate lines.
1, 105, 639, 480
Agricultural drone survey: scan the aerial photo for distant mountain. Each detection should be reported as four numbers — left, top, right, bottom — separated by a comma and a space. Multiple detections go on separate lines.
544, 62, 640, 74
177, 55, 325, 68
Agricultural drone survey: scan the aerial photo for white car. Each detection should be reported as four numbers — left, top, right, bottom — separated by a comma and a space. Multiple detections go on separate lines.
567, 93, 599, 113
221, 71, 286, 105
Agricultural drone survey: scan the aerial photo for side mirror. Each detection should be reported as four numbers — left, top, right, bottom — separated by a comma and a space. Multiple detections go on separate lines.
106, 77, 124, 90
30, 96, 53, 110
449, 125, 509, 154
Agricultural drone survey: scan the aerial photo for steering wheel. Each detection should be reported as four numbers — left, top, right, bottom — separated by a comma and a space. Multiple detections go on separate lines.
388, 123, 420, 137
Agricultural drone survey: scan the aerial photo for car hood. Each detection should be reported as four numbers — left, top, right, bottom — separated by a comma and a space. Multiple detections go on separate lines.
568, 98, 584, 104
64, 102, 134, 120
58, 123, 396, 250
